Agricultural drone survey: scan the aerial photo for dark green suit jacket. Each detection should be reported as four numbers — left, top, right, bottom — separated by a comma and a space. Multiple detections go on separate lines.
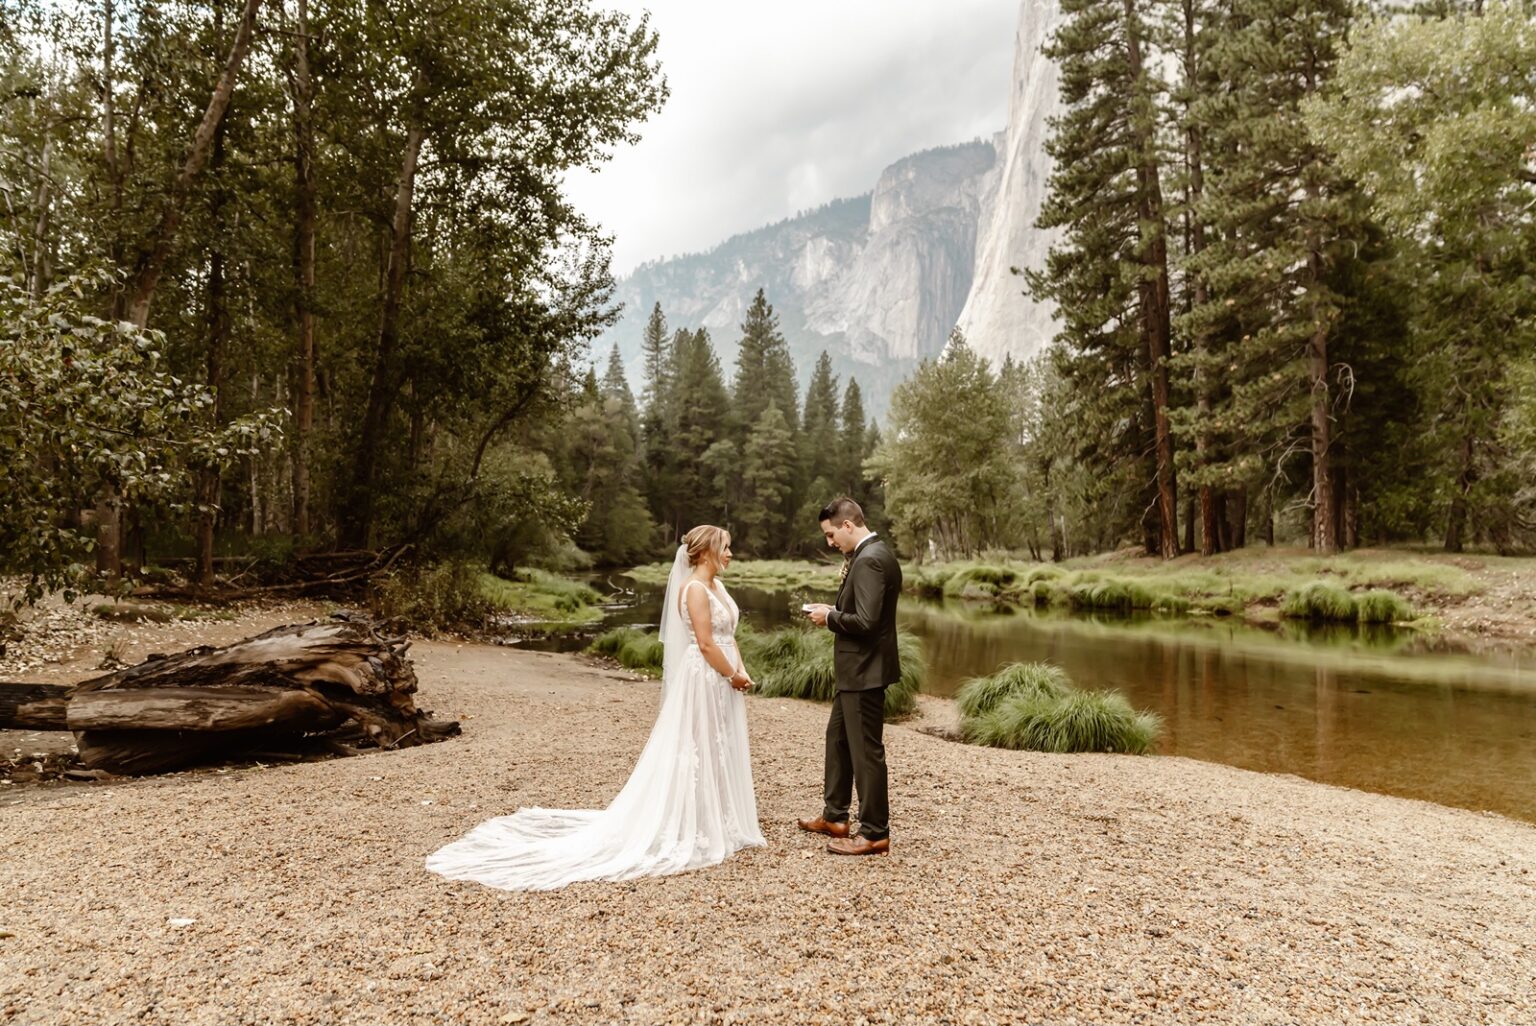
826, 537, 903, 691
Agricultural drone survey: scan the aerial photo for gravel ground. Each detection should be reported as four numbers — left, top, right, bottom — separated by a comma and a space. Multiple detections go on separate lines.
4, 632, 1536, 1025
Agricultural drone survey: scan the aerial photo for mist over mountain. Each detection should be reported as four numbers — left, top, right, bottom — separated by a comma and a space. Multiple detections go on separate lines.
594, 0, 1063, 416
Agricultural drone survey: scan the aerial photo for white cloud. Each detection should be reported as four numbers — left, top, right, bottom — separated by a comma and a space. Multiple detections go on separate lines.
565, 0, 1017, 274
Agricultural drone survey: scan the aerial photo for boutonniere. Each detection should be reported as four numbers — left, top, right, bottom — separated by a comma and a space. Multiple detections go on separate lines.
838, 557, 852, 584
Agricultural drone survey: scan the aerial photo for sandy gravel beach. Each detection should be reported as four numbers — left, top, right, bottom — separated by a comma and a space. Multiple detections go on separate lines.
4, 622, 1536, 1025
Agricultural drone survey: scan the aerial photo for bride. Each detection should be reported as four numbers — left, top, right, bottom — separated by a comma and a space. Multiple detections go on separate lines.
425, 525, 766, 891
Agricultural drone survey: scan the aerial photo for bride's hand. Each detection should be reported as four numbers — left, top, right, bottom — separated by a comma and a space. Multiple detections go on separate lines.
729, 670, 753, 692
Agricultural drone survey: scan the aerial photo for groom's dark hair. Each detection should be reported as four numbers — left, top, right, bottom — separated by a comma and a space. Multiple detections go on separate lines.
818, 497, 865, 527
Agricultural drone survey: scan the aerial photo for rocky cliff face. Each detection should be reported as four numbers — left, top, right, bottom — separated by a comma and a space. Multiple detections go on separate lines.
954, 0, 1064, 366
594, 0, 1065, 411
595, 142, 997, 415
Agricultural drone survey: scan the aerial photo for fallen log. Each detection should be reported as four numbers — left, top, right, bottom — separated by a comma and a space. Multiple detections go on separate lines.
0, 683, 71, 730
1, 616, 457, 775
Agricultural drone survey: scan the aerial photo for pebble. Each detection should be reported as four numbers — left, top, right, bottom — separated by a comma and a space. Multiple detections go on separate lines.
2, 621, 1534, 1024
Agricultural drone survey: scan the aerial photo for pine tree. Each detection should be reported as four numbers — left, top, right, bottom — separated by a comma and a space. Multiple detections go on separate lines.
1030, 0, 1180, 558
731, 288, 800, 438
1189, 0, 1364, 552
639, 305, 676, 530
838, 378, 869, 499
1166, 0, 1233, 555
801, 351, 841, 487
738, 403, 797, 555
670, 328, 731, 537
1306, 0, 1536, 551
640, 302, 670, 413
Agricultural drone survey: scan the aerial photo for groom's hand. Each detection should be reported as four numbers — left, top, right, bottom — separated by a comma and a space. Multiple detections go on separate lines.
805, 603, 831, 627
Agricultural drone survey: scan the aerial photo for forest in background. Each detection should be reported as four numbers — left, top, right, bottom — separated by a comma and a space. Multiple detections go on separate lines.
991, 0, 1536, 560
2, 0, 1534, 609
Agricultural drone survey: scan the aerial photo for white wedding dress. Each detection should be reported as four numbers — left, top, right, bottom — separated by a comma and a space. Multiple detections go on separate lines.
425, 548, 765, 891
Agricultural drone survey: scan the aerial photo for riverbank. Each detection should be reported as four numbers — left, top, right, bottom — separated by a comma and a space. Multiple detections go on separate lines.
646, 547, 1536, 652
4, 628, 1534, 1024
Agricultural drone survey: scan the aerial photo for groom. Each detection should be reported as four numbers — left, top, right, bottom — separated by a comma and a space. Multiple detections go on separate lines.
800, 497, 902, 856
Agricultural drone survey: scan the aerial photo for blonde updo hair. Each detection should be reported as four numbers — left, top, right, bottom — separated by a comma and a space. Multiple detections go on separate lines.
682, 525, 730, 569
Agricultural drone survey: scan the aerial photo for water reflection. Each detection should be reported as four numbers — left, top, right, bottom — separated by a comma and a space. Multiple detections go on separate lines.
904, 601, 1536, 822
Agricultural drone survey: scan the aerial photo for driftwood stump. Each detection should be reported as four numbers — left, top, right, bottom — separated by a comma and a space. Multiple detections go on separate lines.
0, 617, 458, 775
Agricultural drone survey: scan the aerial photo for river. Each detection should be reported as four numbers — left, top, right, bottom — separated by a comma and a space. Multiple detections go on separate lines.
523, 575, 1536, 823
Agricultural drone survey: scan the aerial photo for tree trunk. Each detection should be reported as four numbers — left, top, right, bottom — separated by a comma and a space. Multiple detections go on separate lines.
288, 0, 317, 538
1127, 0, 1178, 558
1183, 0, 1219, 560
8, 619, 458, 775
1043, 457, 1064, 562
1212, 491, 1229, 553
1183, 494, 1195, 554
1309, 318, 1335, 553
197, 74, 231, 586
249, 374, 264, 536
1229, 487, 1248, 549
1444, 432, 1475, 552
0, 684, 71, 730
1344, 475, 1360, 549
340, 72, 429, 549
94, 487, 122, 577
30, 130, 54, 298
123, 0, 263, 328
97, 0, 122, 578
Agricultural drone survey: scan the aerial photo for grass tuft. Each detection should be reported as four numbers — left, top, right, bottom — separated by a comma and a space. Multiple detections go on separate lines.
588, 627, 664, 675
954, 662, 1073, 720
1280, 582, 1358, 622
1354, 589, 1416, 624
957, 661, 1161, 754
590, 623, 925, 718
744, 625, 924, 717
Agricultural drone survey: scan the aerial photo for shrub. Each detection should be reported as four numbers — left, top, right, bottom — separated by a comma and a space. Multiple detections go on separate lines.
369, 561, 491, 633
1355, 589, 1415, 624
954, 662, 1072, 720
594, 622, 926, 718
910, 568, 950, 599
744, 625, 924, 718
1280, 582, 1358, 622
1025, 565, 1065, 585
1066, 579, 1158, 612
965, 688, 1162, 754
942, 564, 1020, 600
957, 662, 1161, 754
588, 628, 664, 675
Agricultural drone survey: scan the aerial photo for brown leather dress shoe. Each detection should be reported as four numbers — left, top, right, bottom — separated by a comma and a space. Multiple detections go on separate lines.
796, 816, 850, 838
827, 835, 890, 856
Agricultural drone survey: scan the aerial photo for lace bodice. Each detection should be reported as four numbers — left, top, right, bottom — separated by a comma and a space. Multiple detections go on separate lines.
680, 579, 739, 647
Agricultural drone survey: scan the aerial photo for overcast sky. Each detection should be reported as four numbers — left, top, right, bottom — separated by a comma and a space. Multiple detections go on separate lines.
564, 1, 1019, 276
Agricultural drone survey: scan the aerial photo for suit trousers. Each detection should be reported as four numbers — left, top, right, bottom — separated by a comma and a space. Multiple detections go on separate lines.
822, 687, 889, 841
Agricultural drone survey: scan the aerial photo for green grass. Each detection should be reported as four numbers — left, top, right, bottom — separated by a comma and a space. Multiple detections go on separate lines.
625, 558, 840, 593
941, 564, 1023, 601
476, 569, 604, 624
1279, 582, 1359, 622
589, 622, 926, 718
1354, 589, 1417, 624
964, 687, 1163, 755
588, 627, 665, 675
955, 660, 1161, 755
741, 624, 924, 718
954, 662, 1072, 720
909, 547, 1474, 628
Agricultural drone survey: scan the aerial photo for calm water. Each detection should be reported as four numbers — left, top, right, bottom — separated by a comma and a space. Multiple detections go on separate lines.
522, 575, 1536, 823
